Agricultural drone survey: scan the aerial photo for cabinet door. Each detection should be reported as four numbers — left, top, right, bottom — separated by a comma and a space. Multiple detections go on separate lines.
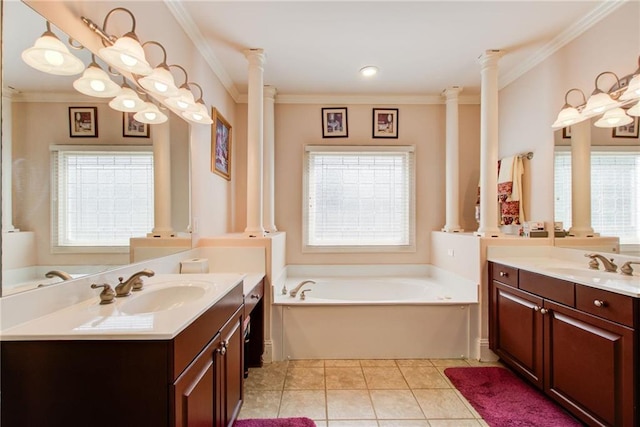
544, 301, 635, 427
220, 309, 244, 427
490, 281, 544, 388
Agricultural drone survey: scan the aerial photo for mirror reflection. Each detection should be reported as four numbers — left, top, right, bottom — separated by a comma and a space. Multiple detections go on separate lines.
2, 1, 192, 296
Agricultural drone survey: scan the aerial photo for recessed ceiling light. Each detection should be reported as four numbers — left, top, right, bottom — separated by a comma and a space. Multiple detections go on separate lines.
360, 66, 378, 77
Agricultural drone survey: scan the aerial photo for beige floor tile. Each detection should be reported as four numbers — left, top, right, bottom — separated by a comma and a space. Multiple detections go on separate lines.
313, 421, 328, 427
237, 390, 282, 419
325, 359, 361, 367
378, 421, 430, 427
429, 359, 470, 367
395, 359, 434, 367
289, 359, 326, 368
362, 367, 409, 389
369, 390, 424, 420
427, 420, 482, 427
360, 359, 398, 367
244, 363, 288, 390
284, 367, 325, 390
413, 389, 475, 419
326, 367, 367, 390
399, 366, 450, 389
327, 390, 376, 420
278, 390, 326, 419
453, 390, 483, 418
328, 421, 379, 427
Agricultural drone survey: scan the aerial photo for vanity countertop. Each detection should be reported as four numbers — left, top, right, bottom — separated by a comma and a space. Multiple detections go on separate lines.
0, 273, 264, 341
488, 256, 640, 297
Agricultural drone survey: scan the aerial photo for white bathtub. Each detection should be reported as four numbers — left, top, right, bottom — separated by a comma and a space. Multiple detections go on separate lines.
272, 265, 479, 360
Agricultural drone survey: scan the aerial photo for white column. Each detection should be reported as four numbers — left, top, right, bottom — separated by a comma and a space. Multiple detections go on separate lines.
263, 86, 277, 233
2, 93, 18, 232
475, 50, 503, 237
244, 49, 266, 237
442, 86, 463, 233
149, 120, 175, 237
568, 120, 595, 237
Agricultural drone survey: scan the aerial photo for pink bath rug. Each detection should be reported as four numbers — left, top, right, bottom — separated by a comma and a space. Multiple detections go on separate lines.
444, 367, 584, 426
234, 417, 316, 427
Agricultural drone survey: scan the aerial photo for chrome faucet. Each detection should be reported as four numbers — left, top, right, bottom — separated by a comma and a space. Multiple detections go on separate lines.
585, 253, 618, 272
620, 261, 640, 276
115, 269, 155, 297
45, 270, 73, 281
289, 280, 315, 298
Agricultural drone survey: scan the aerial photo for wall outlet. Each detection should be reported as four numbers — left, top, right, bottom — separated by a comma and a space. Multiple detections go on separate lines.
447, 249, 455, 257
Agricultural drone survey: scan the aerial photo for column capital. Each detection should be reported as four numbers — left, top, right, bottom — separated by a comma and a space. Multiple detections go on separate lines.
442, 86, 463, 100
264, 85, 277, 100
244, 48, 266, 66
477, 49, 504, 69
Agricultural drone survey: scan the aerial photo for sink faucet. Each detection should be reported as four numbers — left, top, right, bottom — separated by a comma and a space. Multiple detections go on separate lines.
45, 270, 73, 281
289, 280, 315, 298
620, 261, 640, 276
585, 253, 618, 272
115, 269, 155, 297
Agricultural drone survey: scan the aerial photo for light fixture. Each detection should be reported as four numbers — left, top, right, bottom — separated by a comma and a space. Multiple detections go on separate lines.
626, 100, 640, 117
73, 54, 121, 97
181, 83, 213, 124
593, 107, 633, 128
164, 64, 199, 112
137, 42, 179, 97
109, 79, 146, 112
581, 71, 621, 118
21, 21, 85, 76
551, 88, 586, 129
360, 66, 378, 77
83, 8, 152, 75
134, 101, 168, 124
620, 56, 640, 101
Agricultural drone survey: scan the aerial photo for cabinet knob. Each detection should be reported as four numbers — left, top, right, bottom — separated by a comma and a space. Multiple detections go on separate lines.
251, 294, 260, 300
540, 308, 549, 315
218, 340, 228, 356
533, 305, 540, 312
499, 271, 508, 277
593, 300, 606, 308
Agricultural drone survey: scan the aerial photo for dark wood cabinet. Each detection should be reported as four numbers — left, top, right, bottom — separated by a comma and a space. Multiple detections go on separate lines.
489, 262, 638, 427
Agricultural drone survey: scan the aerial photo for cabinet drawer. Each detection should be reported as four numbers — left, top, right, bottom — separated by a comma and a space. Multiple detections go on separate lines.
491, 263, 518, 287
244, 279, 264, 319
576, 285, 635, 327
519, 270, 575, 307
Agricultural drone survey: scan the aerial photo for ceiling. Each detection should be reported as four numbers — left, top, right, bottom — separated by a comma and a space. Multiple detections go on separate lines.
3, 1, 623, 100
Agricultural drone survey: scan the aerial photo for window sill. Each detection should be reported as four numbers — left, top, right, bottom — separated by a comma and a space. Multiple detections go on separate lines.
302, 244, 416, 254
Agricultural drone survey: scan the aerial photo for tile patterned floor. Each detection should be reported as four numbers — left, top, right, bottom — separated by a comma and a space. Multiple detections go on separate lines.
238, 359, 502, 427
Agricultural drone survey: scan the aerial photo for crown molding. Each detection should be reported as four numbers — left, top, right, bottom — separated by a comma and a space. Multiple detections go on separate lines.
237, 93, 480, 105
499, 0, 627, 90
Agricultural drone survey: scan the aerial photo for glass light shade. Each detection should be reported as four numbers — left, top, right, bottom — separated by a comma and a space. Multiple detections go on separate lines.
593, 107, 633, 128
134, 102, 168, 124
360, 66, 378, 77
73, 64, 121, 97
99, 34, 152, 75
165, 87, 198, 112
619, 74, 640, 101
138, 66, 179, 97
551, 106, 582, 129
109, 86, 146, 112
21, 33, 85, 76
181, 102, 212, 124
626, 100, 640, 117
581, 91, 620, 118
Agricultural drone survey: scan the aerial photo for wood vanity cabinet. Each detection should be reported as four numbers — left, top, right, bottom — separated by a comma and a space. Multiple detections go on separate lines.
1, 282, 245, 427
489, 262, 638, 427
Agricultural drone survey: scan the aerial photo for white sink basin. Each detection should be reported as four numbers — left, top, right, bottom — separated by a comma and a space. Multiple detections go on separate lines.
119, 285, 207, 315
544, 266, 633, 282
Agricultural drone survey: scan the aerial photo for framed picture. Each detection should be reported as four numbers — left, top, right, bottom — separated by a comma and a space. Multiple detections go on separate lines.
69, 107, 98, 138
321, 107, 348, 138
612, 116, 639, 138
373, 108, 399, 138
123, 112, 149, 138
211, 107, 232, 180
562, 126, 572, 139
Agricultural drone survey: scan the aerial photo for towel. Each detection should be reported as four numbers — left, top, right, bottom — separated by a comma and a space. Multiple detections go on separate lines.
497, 156, 525, 225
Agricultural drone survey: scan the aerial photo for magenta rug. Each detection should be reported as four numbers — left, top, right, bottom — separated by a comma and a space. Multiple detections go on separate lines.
444, 367, 584, 427
234, 418, 316, 427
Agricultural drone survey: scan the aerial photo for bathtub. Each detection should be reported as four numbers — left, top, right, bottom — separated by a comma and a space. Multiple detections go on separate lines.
272, 265, 478, 360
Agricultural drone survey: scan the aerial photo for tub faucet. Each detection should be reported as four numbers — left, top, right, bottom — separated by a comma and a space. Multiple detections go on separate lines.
45, 270, 73, 281
289, 280, 315, 298
585, 253, 617, 272
115, 269, 155, 297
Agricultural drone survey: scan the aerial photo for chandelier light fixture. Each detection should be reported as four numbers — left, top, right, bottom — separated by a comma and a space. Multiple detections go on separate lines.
72, 54, 121, 98
109, 78, 146, 112
137, 41, 180, 97
551, 88, 586, 130
134, 100, 168, 124
181, 83, 213, 125
21, 21, 85, 76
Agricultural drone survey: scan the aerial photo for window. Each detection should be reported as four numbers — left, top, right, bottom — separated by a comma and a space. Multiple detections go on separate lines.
554, 149, 640, 246
51, 146, 154, 251
303, 145, 415, 252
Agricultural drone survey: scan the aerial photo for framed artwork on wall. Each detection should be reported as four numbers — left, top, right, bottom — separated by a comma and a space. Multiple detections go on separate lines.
562, 126, 571, 139
321, 107, 348, 138
69, 107, 98, 138
373, 108, 399, 138
212, 107, 232, 180
123, 112, 150, 138
612, 116, 639, 138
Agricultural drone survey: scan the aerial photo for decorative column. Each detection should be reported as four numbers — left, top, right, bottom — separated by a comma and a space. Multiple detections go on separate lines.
149, 119, 175, 237
2, 93, 18, 232
475, 50, 503, 237
263, 86, 277, 233
244, 49, 266, 237
442, 86, 463, 233
568, 120, 595, 237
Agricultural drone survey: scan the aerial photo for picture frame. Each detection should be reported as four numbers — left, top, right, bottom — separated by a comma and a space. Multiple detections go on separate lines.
562, 126, 572, 139
373, 108, 399, 138
69, 107, 98, 138
612, 116, 639, 138
321, 107, 348, 138
211, 107, 232, 180
123, 112, 149, 138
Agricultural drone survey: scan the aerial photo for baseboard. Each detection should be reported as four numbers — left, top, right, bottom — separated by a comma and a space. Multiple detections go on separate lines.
262, 340, 274, 363
479, 338, 499, 362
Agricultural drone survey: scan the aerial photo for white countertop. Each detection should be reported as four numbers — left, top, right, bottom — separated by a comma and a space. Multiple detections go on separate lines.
488, 256, 640, 297
1, 273, 264, 341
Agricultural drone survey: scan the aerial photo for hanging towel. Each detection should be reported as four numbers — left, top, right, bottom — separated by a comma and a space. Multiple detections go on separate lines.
497, 156, 524, 225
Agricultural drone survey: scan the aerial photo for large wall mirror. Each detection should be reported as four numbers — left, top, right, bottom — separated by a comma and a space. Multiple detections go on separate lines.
1, 1, 192, 296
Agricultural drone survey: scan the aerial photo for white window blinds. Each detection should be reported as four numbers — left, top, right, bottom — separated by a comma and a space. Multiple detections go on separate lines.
304, 146, 415, 250
51, 147, 154, 248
